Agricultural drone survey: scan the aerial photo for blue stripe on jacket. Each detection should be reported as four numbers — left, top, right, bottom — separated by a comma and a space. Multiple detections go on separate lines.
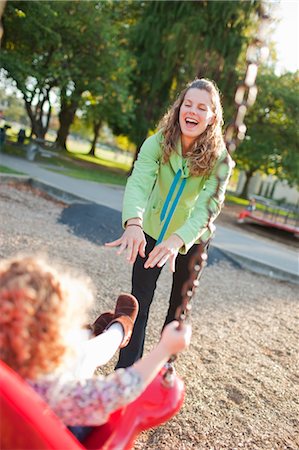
156, 169, 186, 245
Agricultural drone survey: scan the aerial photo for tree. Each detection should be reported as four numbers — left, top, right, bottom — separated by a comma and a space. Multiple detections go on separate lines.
2, 1, 60, 138
53, 1, 135, 150
235, 70, 299, 197
2, 1, 134, 148
125, 0, 260, 157
80, 3, 136, 155
83, 85, 134, 156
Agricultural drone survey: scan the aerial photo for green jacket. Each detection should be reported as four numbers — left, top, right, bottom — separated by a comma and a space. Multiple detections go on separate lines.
122, 130, 234, 254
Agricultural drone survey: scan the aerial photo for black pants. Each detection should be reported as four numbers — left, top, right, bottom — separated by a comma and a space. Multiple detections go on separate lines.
115, 234, 208, 369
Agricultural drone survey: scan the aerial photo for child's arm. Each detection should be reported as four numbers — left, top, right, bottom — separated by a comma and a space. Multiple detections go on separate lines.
133, 321, 191, 387
30, 322, 191, 426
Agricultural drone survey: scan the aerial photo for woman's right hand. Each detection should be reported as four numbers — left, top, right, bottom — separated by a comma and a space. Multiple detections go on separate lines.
105, 220, 146, 264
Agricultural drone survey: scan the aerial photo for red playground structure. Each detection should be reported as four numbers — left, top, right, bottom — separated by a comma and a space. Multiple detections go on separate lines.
238, 196, 299, 237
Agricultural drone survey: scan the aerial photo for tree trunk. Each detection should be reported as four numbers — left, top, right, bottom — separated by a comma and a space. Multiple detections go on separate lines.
89, 121, 102, 156
240, 169, 256, 199
0, 1, 6, 41
56, 99, 78, 150
25, 101, 47, 140
24, 86, 53, 140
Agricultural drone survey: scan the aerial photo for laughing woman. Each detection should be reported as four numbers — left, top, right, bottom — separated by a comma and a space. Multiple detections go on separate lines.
106, 78, 234, 369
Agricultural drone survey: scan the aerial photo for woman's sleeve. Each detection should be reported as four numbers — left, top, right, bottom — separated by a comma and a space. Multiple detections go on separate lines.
122, 134, 162, 228
34, 367, 145, 426
175, 150, 235, 254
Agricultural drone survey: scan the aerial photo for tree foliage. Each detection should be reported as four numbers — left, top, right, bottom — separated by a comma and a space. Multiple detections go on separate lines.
125, 0, 260, 151
2, 1, 134, 147
2, 0, 297, 193
2, 1, 60, 138
235, 70, 299, 195
80, 2, 135, 154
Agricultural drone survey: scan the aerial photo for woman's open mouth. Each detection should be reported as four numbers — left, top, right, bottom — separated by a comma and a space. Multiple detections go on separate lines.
185, 117, 199, 129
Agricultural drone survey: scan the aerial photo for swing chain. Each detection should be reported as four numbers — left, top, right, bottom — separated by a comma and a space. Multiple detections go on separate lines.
163, 1, 272, 385
224, 2, 272, 154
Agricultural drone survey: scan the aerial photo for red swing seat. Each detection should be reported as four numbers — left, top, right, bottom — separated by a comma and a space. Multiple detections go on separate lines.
0, 360, 185, 450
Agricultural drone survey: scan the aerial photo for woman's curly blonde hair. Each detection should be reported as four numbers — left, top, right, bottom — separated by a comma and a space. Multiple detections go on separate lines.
0, 255, 94, 379
158, 78, 225, 177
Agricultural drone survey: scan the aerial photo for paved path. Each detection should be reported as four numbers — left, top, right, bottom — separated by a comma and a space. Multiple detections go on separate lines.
1, 152, 298, 283
0, 152, 124, 210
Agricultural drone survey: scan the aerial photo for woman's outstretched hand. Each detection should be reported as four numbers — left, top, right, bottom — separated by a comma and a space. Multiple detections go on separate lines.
144, 234, 183, 272
105, 221, 146, 264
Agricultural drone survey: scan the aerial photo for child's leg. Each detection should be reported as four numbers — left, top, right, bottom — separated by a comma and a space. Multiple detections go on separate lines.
74, 323, 124, 379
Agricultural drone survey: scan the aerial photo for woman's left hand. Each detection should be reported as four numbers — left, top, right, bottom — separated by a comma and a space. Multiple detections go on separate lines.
144, 234, 184, 272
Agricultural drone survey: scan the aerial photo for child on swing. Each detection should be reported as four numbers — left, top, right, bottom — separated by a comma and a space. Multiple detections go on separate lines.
0, 255, 191, 441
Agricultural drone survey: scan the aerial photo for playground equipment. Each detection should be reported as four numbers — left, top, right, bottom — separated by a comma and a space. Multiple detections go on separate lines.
0, 360, 184, 450
238, 195, 299, 237
0, 3, 272, 449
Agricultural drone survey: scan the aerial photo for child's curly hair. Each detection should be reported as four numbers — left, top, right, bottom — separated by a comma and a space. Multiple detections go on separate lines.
0, 255, 94, 379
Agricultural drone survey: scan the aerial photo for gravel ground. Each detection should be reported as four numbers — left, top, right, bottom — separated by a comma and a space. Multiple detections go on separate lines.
0, 182, 298, 450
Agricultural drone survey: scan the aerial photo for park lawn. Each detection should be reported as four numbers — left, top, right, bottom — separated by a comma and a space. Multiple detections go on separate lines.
0, 165, 25, 175
2, 143, 128, 186
39, 152, 129, 186
226, 193, 249, 207
3, 134, 132, 170
66, 138, 133, 172
48, 165, 128, 186
2, 143, 26, 158
72, 151, 132, 173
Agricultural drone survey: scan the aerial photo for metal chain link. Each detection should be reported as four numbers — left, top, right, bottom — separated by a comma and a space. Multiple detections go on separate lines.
224, 3, 271, 153
163, 2, 272, 384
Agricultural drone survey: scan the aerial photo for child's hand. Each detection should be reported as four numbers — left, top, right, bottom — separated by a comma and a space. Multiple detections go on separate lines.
132, 320, 191, 387
160, 321, 192, 355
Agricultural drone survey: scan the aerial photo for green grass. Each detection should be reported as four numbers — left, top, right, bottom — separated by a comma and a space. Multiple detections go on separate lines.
0, 165, 25, 175
2, 143, 26, 158
255, 204, 297, 219
65, 137, 133, 172
226, 194, 249, 207
2, 142, 129, 186
72, 151, 132, 172
48, 166, 127, 186
37, 152, 129, 185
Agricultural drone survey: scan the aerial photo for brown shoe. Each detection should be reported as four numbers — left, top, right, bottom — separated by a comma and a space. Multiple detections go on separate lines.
92, 312, 114, 336
114, 294, 139, 324
110, 294, 139, 348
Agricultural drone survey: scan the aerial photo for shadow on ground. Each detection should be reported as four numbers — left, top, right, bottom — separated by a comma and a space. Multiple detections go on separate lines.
59, 203, 241, 268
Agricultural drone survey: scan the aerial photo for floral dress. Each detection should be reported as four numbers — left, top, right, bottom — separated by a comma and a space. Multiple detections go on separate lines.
28, 367, 144, 426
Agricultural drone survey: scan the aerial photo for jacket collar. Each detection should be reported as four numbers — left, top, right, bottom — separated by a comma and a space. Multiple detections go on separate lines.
169, 137, 190, 178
